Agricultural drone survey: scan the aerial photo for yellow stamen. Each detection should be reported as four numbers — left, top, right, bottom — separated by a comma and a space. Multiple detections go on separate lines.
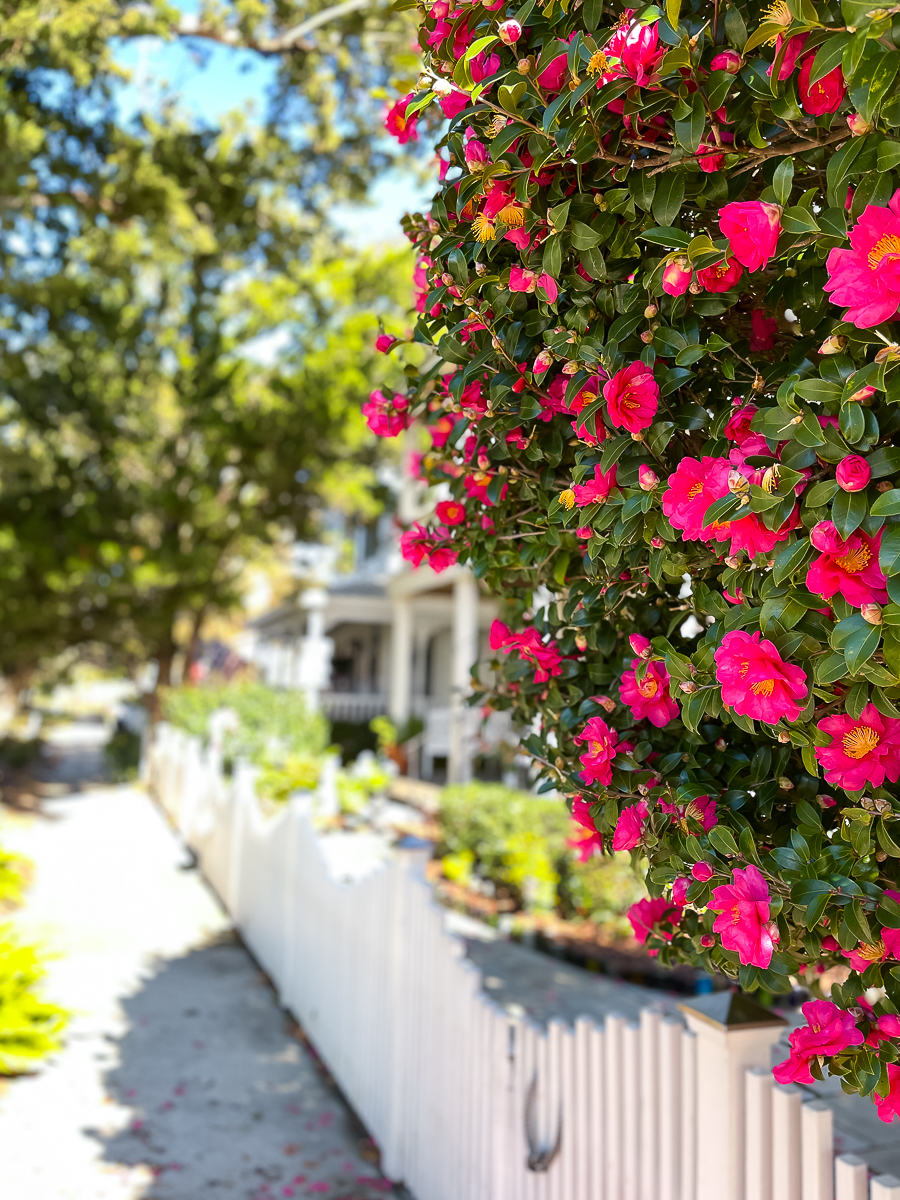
869, 235, 900, 270
395, 115, 407, 131
750, 679, 775, 696
587, 51, 609, 76
762, 465, 780, 494
590, 740, 606, 756
763, 0, 792, 42
638, 676, 659, 698
559, 489, 576, 510
842, 726, 880, 759
472, 212, 496, 242
487, 115, 508, 138
498, 204, 525, 228
858, 940, 886, 962
834, 543, 871, 574
687, 481, 704, 499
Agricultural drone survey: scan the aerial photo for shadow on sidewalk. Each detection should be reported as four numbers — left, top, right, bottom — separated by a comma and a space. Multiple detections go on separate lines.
93, 935, 401, 1199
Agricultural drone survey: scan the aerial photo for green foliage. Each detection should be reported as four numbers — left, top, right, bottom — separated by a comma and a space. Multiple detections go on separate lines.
162, 682, 330, 764
0, 929, 68, 1074
0, 850, 30, 911
437, 783, 645, 920
104, 729, 142, 783
399, 0, 900, 1102
257, 755, 323, 803
0, 1, 419, 681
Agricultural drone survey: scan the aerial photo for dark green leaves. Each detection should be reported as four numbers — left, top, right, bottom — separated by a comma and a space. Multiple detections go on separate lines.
652, 174, 686, 227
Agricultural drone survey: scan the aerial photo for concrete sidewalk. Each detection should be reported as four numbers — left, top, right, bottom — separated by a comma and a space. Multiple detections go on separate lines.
0, 782, 397, 1200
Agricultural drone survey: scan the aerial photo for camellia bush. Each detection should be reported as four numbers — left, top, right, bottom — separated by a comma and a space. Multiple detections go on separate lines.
372, 0, 900, 1116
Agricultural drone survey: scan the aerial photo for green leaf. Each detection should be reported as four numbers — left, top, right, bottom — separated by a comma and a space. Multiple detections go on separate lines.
772, 159, 794, 208
674, 92, 705, 155
638, 226, 692, 249
794, 379, 842, 404
881, 527, 900, 577
780, 206, 821, 234
772, 538, 815, 585
878, 819, 900, 857
866, 446, 900, 479
652, 174, 686, 227
666, 0, 681, 30
850, 46, 900, 124
804, 479, 839, 509
708, 825, 740, 858
831, 488, 867, 538
809, 34, 852, 87
839, 403, 866, 445
871, 489, 900, 517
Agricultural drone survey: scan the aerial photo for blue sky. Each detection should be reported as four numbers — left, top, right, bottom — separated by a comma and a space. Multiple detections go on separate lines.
111, 11, 431, 247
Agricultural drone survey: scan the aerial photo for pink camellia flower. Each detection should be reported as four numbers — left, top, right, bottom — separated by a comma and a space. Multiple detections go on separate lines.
375, 334, 397, 353
848, 113, 873, 136
825, 190, 900, 327
612, 799, 649, 851
439, 89, 470, 119
711, 49, 741, 72
618, 21, 665, 87
836, 454, 872, 492
727, 506, 799, 560
435, 499, 466, 526
662, 456, 731, 542
567, 796, 604, 861
574, 717, 619, 786
663, 258, 692, 296
464, 139, 489, 171
538, 273, 559, 303
806, 527, 888, 606
533, 350, 553, 374
815, 702, 900, 790
809, 519, 844, 554
489, 620, 562, 684
768, 31, 808, 80
798, 54, 846, 115
384, 93, 418, 143
719, 201, 782, 272
697, 258, 744, 292
399, 524, 458, 573
724, 403, 758, 445
619, 661, 679, 727
772, 1000, 864, 1085
875, 1064, 900, 1125
750, 309, 778, 351
709, 864, 777, 969
658, 794, 717, 834
714, 629, 808, 723
362, 390, 409, 437
573, 463, 618, 505
509, 267, 537, 293
498, 18, 522, 44
692, 860, 715, 882
628, 896, 683, 955
603, 361, 659, 433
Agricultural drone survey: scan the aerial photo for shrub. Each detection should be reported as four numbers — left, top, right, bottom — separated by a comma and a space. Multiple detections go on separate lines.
437, 782, 644, 920
382, 0, 900, 1107
0, 928, 68, 1074
162, 682, 330, 765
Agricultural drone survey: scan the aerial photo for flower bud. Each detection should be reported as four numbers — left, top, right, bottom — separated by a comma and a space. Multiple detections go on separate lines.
679, 680, 698, 694
575, 633, 588, 651
778, 731, 791, 743
714, 737, 727, 752
692, 860, 715, 882
710, 49, 742, 72
836, 454, 871, 492
847, 113, 873, 136
672, 877, 690, 906
819, 334, 848, 355
375, 334, 397, 353
650, 536, 665, 549
638, 465, 659, 491
629, 633, 651, 658
778, 776, 794, 790
517, 56, 534, 74
699, 934, 716, 948
498, 18, 522, 44
817, 793, 837, 809
810, 520, 847, 554
644, 304, 658, 319
663, 258, 691, 297
848, 385, 876, 403
861, 603, 883, 625
727, 469, 750, 495
562, 361, 579, 375
533, 350, 553, 373
431, 77, 453, 96
640, 330, 654, 344
595, 695, 616, 713
416, 73, 431, 91
724, 555, 741, 569
878, 480, 894, 493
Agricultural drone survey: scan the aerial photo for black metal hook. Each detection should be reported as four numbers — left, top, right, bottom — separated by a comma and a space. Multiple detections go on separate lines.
524, 1071, 562, 1173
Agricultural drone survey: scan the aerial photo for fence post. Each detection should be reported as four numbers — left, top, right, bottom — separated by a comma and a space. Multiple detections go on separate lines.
801, 1101, 833, 1200
679, 992, 787, 1200
872, 1176, 900, 1200
834, 1155, 866, 1200
772, 1084, 802, 1200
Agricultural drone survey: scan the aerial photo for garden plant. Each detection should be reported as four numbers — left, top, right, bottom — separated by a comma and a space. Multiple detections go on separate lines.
374, 0, 900, 1117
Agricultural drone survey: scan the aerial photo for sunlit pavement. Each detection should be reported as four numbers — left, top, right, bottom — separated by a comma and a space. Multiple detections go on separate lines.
0, 758, 397, 1199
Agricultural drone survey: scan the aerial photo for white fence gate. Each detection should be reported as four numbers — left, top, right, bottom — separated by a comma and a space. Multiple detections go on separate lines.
146, 724, 900, 1200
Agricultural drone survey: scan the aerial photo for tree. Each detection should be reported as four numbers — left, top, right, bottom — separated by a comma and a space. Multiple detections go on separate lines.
387, 0, 900, 1111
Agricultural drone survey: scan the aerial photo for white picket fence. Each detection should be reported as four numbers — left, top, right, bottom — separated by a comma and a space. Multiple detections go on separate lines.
146, 723, 900, 1200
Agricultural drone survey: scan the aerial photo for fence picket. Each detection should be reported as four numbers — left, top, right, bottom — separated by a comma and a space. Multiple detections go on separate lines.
834, 1155, 867, 1200
746, 1066, 774, 1200
801, 1101, 834, 1200
871, 1175, 900, 1200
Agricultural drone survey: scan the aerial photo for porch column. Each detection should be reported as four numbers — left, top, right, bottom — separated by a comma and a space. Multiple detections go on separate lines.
448, 570, 479, 783
298, 587, 333, 711
389, 595, 413, 725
